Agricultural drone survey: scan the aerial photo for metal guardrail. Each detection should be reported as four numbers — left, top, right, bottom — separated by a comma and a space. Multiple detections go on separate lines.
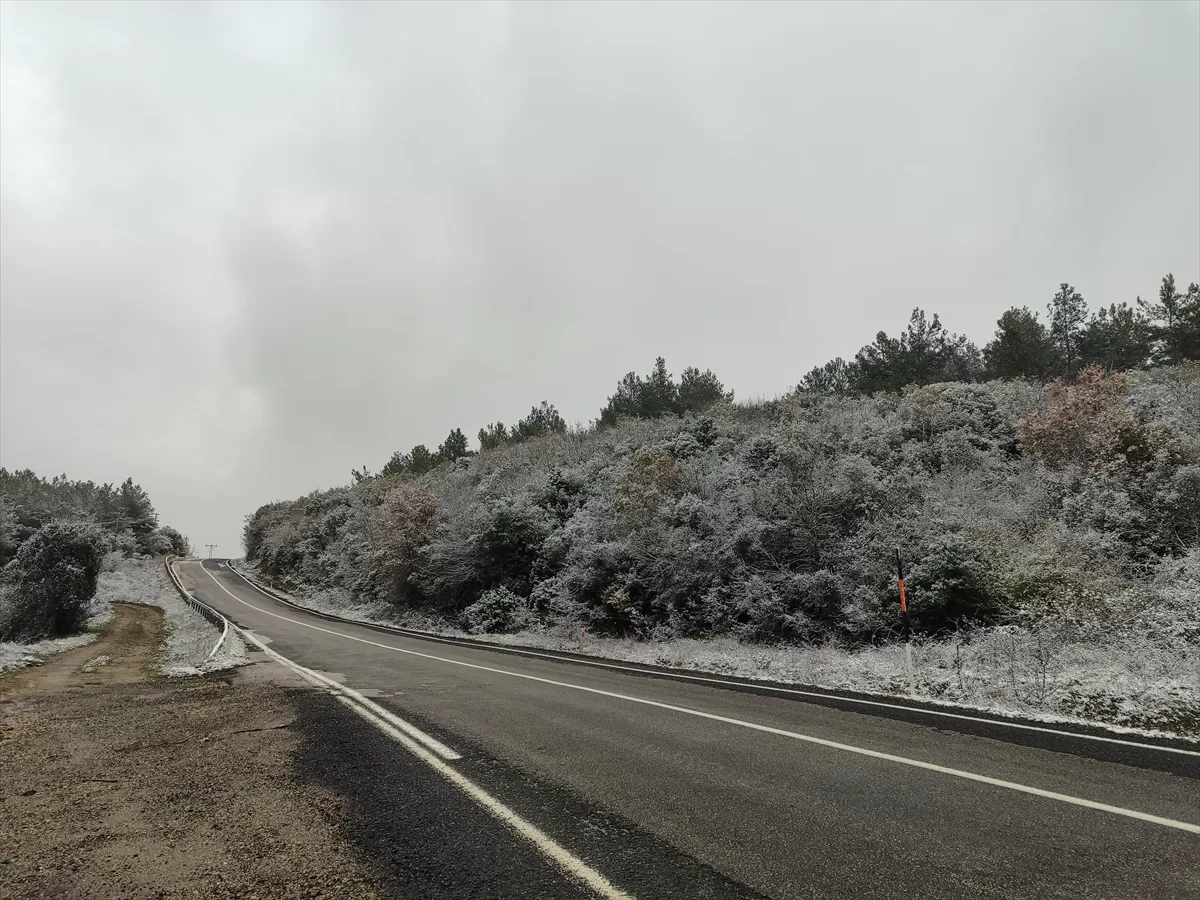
164, 555, 231, 663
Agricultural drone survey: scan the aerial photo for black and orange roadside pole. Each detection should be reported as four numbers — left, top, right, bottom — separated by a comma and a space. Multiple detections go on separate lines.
896, 548, 915, 697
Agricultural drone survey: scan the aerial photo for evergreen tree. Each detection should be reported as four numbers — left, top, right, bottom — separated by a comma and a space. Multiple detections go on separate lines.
408, 444, 437, 475
437, 429, 471, 463
511, 402, 567, 441
157, 525, 191, 557
1139, 274, 1200, 365
639, 357, 679, 418
1047, 283, 1089, 378
118, 478, 157, 537
478, 422, 510, 452
677, 367, 732, 412
983, 307, 1055, 379
380, 451, 408, 478
851, 309, 978, 393
1078, 302, 1152, 371
599, 371, 642, 427
798, 357, 854, 396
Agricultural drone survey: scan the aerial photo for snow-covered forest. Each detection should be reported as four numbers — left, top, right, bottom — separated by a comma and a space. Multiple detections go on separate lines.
0, 470, 189, 641
244, 277, 1200, 727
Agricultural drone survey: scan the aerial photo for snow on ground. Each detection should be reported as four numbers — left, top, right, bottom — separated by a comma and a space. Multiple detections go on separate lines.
94, 556, 247, 675
1, 556, 246, 676
0, 602, 115, 674
487, 627, 1200, 738
1, 629, 102, 674
233, 561, 1200, 738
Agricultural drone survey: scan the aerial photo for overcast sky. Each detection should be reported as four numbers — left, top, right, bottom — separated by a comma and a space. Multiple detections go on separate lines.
2, 1, 1198, 554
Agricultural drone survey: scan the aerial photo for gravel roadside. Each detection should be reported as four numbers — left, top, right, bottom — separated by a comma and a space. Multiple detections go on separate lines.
0, 603, 377, 900
1, 596, 762, 899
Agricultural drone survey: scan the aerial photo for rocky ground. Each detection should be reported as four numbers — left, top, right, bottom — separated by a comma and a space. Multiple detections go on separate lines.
0, 603, 378, 900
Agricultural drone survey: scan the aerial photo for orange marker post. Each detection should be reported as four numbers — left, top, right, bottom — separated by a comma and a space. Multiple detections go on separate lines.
896, 547, 915, 697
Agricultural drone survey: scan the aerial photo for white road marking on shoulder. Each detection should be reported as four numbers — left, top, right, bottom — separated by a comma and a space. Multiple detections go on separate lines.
237, 627, 462, 761
230, 619, 631, 899
327, 694, 633, 900
222, 560, 1199, 758
195, 562, 1200, 835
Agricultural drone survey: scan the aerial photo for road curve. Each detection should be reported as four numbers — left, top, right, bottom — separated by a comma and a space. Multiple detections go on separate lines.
176, 559, 1200, 900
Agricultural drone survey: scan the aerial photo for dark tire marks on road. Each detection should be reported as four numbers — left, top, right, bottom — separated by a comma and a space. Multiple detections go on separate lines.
292, 691, 766, 900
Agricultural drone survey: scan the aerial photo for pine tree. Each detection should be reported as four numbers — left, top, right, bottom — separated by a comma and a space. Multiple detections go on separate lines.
1047, 283, 1089, 378
1078, 302, 1152, 371
1139, 274, 1200, 365
851, 309, 978, 393
380, 451, 408, 477
478, 422, 510, 451
639, 357, 678, 418
408, 445, 437, 475
677, 367, 732, 412
511, 402, 567, 441
118, 478, 157, 537
798, 358, 854, 395
599, 371, 642, 427
983, 307, 1055, 379
437, 429, 471, 462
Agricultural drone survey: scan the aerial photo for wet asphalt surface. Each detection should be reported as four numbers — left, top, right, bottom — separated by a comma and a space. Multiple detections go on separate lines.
294, 690, 765, 899
185, 560, 1200, 899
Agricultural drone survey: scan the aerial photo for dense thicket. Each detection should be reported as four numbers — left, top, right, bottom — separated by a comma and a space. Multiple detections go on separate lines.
245, 274, 1198, 642
0, 470, 187, 640
244, 370, 1199, 646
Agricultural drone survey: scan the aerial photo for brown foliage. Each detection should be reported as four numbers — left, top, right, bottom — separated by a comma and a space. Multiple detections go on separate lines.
1017, 366, 1146, 470
617, 448, 679, 525
377, 482, 439, 596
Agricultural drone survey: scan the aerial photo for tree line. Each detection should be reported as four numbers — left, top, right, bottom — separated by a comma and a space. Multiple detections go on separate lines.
800, 274, 1200, 396
242, 267, 1198, 659
0, 469, 190, 642
360, 273, 1195, 485
358, 363, 733, 482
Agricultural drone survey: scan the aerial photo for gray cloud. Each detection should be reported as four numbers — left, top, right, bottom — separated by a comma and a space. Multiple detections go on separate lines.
2, 0, 1198, 553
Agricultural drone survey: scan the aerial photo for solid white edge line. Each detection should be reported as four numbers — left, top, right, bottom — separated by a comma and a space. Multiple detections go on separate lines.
229, 613, 631, 899
223, 560, 1200, 758
239, 627, 463, 762
195, 561, 1200, 836
327, 694, 633, 900
193, 563, 462, 762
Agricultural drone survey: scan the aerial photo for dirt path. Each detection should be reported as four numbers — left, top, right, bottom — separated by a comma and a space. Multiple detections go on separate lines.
0, 605, 379, 899
3, 603, 166, 698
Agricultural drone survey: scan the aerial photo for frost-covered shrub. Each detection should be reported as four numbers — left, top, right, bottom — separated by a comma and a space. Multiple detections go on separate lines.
242, 366, 1200, 653
376, 482, 439, 602
0, 522, 105, 641
138, 529, 175, 556
156, 525, 191, 557
473, 496, 553, 596
906, 531, 999, 632
461, 586, 534, 634
1133, 550, 1200, 647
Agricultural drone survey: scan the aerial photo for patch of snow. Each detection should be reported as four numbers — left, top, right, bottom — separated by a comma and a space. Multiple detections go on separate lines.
0, 628, 101, 674
93, 557, 248, 674
80, 654, 111, 671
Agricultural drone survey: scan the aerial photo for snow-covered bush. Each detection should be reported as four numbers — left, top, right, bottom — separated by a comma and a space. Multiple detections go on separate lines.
242, 366, 1199, 654
461, 586, 535, 634
0, 522, 106, 641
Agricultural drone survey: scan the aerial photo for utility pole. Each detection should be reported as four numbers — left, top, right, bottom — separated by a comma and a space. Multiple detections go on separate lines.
205, 543, 218, 559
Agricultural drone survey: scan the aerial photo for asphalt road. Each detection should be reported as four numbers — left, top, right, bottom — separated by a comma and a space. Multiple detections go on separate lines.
177, 559, 1200, 900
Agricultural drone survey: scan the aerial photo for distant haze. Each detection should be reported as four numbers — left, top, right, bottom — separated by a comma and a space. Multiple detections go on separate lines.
2, 1, 1198, 553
